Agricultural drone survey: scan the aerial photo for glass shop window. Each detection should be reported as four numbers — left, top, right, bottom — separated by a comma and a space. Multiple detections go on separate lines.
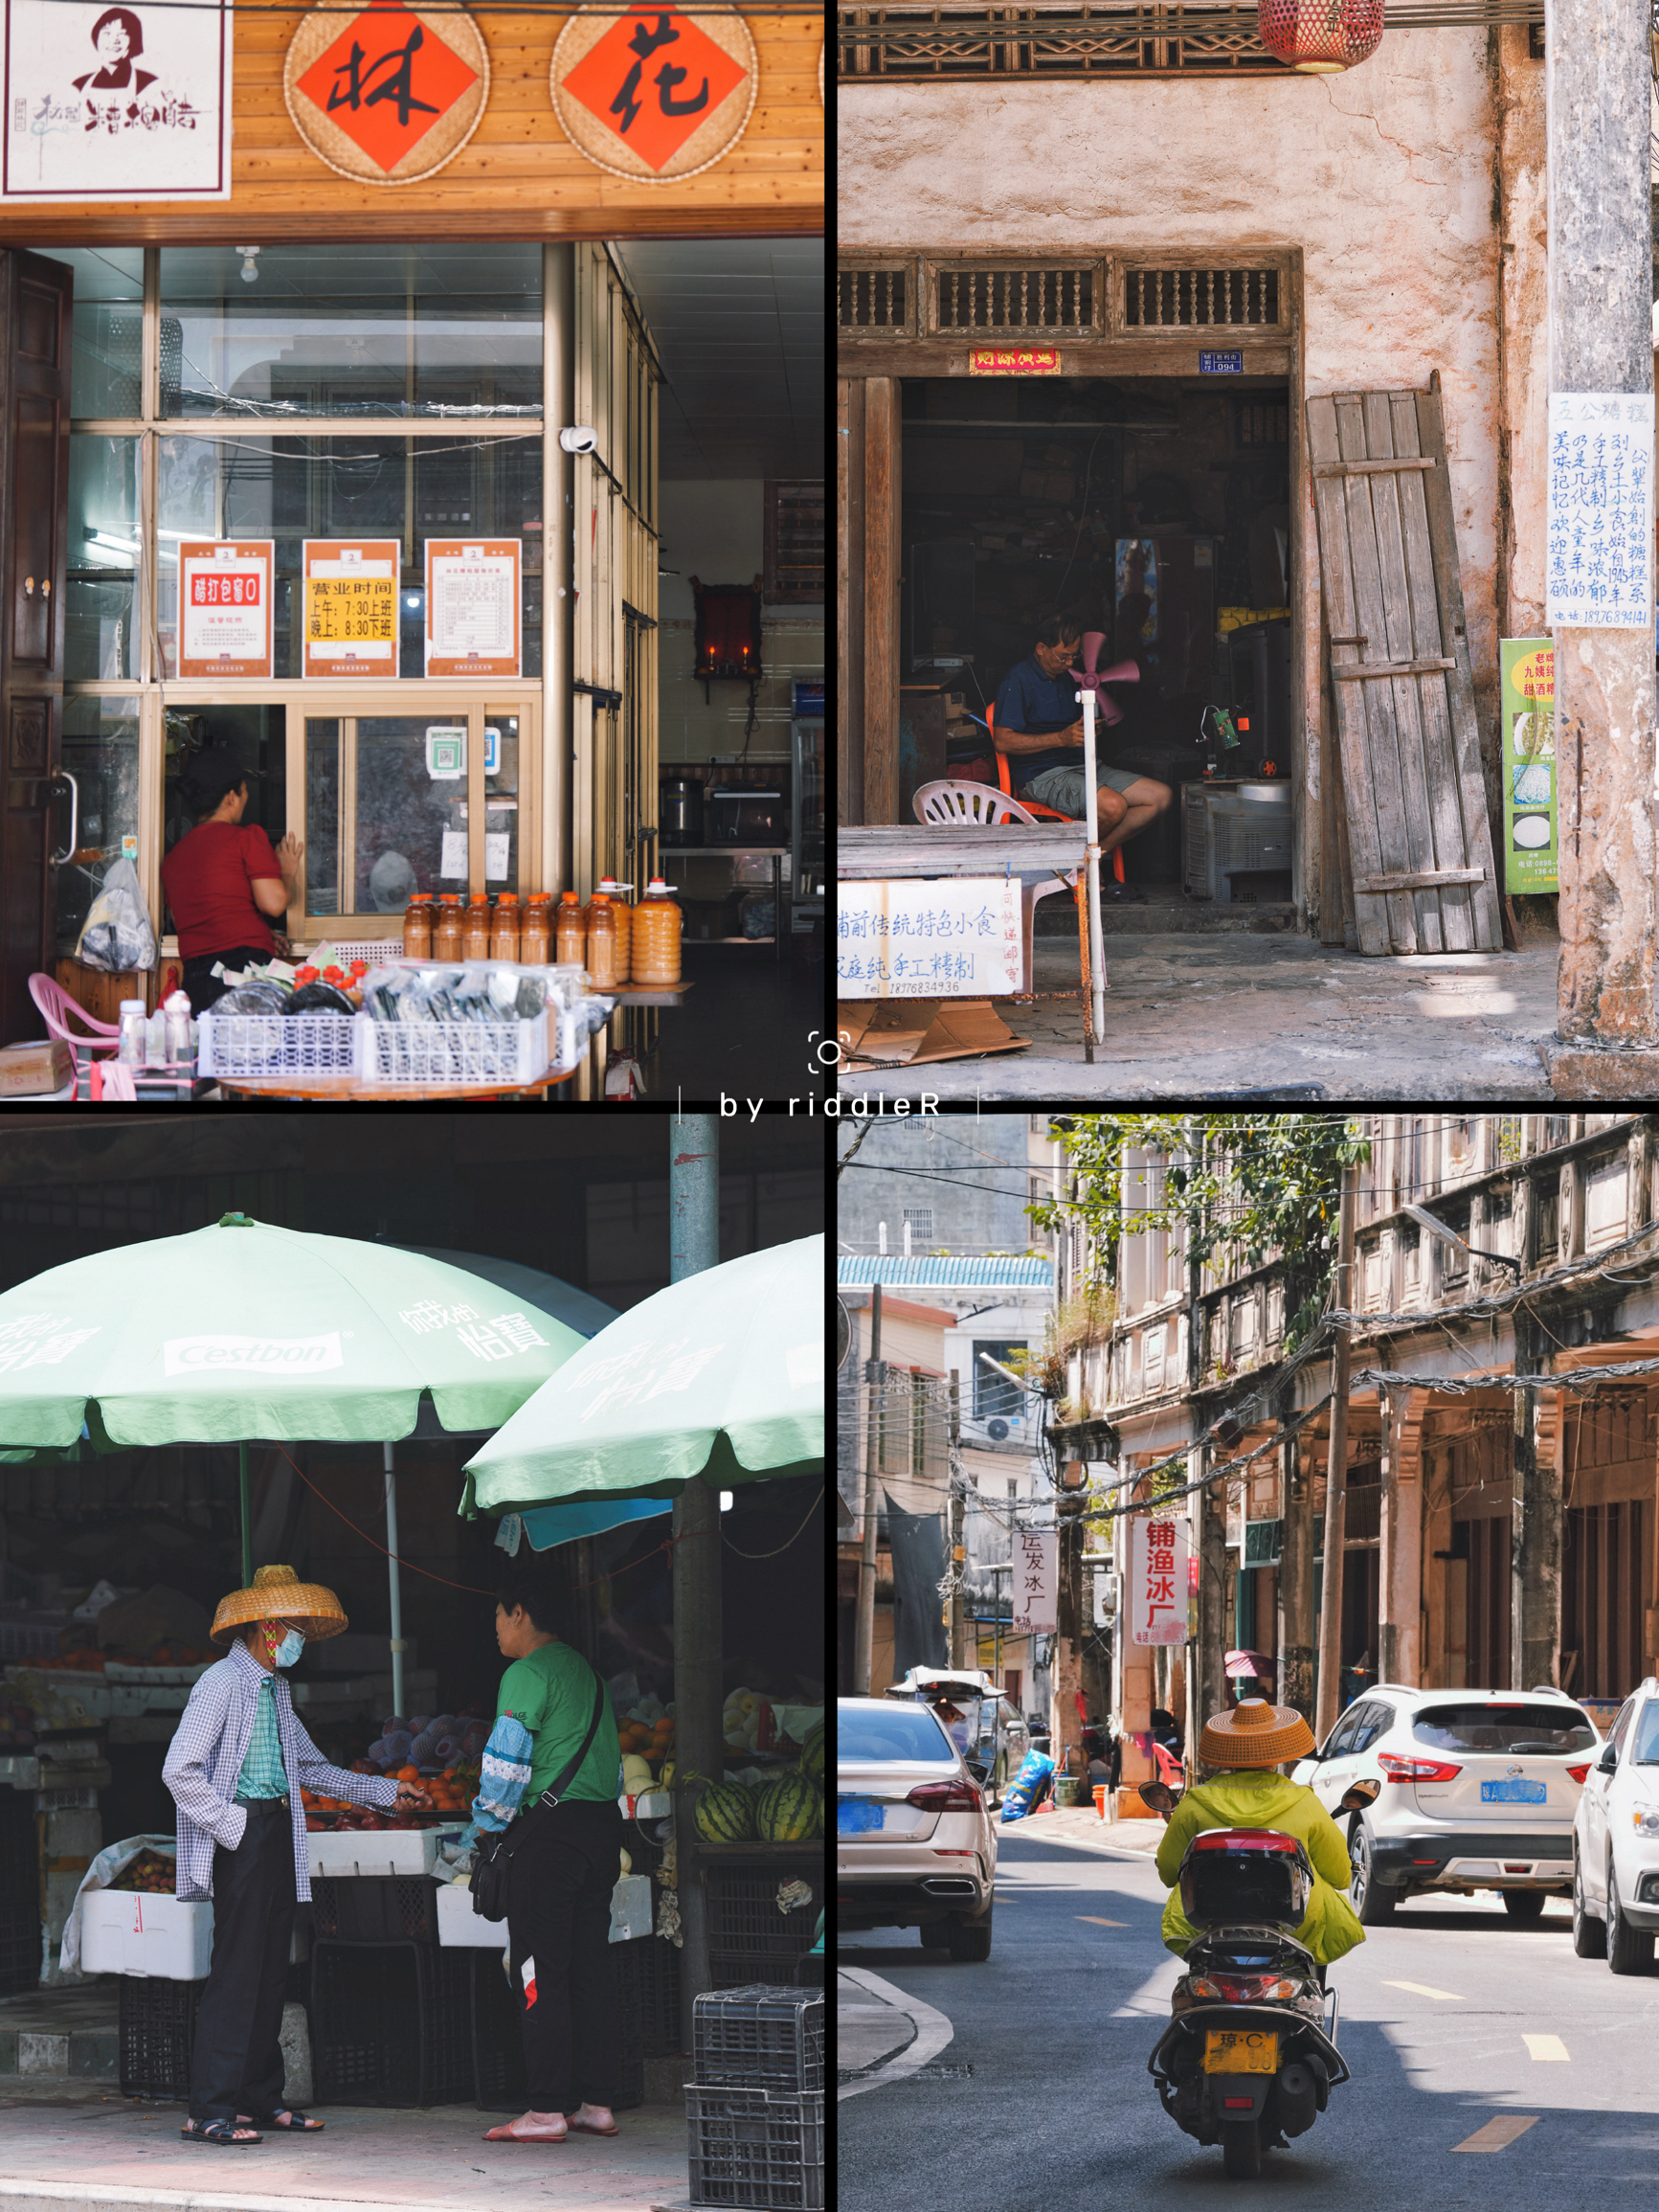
160, 706, 289, 939
56, 695, 141, 960
66, 435, 141, 679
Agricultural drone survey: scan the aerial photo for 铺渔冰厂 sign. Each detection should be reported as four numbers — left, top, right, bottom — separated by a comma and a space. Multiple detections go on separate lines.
1500, 639, 1557, 894
837, 877, 1021, 999
1128, 1513, 1192, 1647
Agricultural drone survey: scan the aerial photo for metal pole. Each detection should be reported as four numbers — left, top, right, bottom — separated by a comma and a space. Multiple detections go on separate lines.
855, 1282, 884, 1692
383, 1441, 405, 1723
1079, 687, 1107, 1044
670, 1111, 721, 2055
238, 1442, 253, 1590
1314, 1161, 1356, 1743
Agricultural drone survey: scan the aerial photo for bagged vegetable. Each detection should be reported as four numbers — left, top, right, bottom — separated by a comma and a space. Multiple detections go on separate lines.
75, 857, 156, 974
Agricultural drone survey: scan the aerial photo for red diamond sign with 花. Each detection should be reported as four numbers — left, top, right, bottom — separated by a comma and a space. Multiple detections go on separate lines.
560, 10, 749, 173
296, 2, 480, 174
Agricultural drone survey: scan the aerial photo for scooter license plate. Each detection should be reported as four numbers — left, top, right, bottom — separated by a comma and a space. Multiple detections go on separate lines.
1203, 2029, 1278, 2075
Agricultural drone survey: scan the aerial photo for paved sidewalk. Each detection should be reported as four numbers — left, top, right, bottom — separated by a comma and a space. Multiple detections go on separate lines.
1007, 1805, 1165, 1855
837, 1970, 916, 2080
0, 2083, 689, 2212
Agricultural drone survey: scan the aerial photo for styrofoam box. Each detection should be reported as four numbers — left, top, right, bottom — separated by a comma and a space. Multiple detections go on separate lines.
437, 1881, 507, 1949
621, 1791, 671, 1820
306, 1827, 460, 1879
80, 1889, 213, 1979
608, 1874, 653, 1943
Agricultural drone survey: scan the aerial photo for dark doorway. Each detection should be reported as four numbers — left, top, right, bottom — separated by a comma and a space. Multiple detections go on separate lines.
1455, 1516, 1512, 1690
1562, 1499, 1650, 1701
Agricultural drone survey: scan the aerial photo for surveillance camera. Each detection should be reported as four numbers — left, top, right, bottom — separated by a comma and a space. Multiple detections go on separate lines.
559, 426, 598, 456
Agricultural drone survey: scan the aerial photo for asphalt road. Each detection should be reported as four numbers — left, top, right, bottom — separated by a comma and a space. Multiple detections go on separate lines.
838, 1824, 1659, 2208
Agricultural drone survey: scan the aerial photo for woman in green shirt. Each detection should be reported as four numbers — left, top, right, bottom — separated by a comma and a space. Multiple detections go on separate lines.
473, 1560, 625, 2145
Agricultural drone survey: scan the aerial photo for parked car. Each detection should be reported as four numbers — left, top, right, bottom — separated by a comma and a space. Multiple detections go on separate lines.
838, 1695, 998, 1960
1573, 1677, 1659, 1970
1289, 1684, 1598, 1922
883, 1667, 1029, 1802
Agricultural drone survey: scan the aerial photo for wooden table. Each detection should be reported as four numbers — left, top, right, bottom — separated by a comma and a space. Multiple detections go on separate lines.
608, 980, 695, 1007
839, 824, 1087, 878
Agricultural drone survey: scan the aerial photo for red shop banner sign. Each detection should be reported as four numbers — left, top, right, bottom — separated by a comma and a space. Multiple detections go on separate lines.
1128, 1512, 1193, 1647
969, 348, 1063, 376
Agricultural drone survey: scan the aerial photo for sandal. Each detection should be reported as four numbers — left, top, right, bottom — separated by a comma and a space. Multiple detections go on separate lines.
567, 2118, 620, 2137
182, 2118, 261, 2146
253, 2109, 324, 2133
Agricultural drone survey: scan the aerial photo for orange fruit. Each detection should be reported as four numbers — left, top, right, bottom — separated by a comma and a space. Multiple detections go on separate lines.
397, 1765, 419, 1782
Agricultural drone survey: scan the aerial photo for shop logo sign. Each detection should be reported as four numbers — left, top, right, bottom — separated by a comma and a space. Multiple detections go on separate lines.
284, 0, 489, 186
163, 1332, 344, 1376
551, 6, 757, 184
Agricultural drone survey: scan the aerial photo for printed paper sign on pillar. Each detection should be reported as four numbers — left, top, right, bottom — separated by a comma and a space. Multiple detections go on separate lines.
1545, 393, 1653, 629
1009, 1528, 1057, 1637
1129, 1512, 1191, 1647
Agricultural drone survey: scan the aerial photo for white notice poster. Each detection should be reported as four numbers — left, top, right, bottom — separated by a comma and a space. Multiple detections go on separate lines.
425, 539, 521, 677
177, 540, 273, 679
439, 830, 467, 879
1545, 393, 1654, 629
3, 0, 234, 200
837, 876, 1022, 998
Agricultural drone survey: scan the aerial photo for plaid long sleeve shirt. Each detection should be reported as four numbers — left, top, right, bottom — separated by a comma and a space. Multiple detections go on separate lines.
162, 1637, 397, 1903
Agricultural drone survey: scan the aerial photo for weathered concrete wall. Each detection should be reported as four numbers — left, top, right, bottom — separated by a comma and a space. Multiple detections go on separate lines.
841, 33, 1531, 925
1496, 25, 1550, 643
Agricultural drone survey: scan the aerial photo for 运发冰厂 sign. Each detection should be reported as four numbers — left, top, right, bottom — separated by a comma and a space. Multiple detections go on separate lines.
837, 877, 1021, 999
303, 540, 398, 679
1009, 1529, 1056, 1637
176, 541, 273, 680
1545, 393, 1653, 629
2, 0, 233, 201
1500, 639, 1557, 894
425, 539, 521, 678
1128, 1512, 1191, 1647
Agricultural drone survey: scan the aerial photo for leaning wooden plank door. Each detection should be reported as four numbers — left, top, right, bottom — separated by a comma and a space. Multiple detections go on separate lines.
1307, 379, 1501, 955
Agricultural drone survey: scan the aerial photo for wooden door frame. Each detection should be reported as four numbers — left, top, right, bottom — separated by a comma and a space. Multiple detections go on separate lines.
836, 248, 1311, 915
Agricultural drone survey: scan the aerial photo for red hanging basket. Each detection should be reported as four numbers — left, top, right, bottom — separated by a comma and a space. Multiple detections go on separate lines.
1259, 0, 1384, 72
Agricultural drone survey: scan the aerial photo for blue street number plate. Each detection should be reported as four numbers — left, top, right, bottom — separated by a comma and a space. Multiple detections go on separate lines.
838, 1798, 886, 1835
1481, 1779, 1547, 1804
1199, 351, 1244, 373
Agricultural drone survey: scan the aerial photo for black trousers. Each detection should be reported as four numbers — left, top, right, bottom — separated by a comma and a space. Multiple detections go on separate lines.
183, 946, 276, 1017
505, 1799, 626, 2111
190, 1801, 296, 2124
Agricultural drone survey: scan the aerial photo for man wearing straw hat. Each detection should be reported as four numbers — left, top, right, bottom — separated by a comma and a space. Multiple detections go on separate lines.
163, 1564, 430, 2147
1153, 1696, 1365, 1974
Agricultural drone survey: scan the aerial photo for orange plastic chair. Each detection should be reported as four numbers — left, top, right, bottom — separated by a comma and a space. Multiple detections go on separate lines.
989, 703, 1125, 884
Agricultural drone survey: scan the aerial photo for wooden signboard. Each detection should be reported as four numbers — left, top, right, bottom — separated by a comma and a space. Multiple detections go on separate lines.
303, 539, 399, 678
424, 538, 521, 678
177, 540, 275, 680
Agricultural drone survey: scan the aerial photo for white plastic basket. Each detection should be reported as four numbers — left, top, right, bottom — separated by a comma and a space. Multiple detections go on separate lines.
352, 1011, 549, 1087
199, 1011, 357, 1080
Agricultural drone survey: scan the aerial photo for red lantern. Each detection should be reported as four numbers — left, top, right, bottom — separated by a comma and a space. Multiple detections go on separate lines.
1259, 0, 1383, 72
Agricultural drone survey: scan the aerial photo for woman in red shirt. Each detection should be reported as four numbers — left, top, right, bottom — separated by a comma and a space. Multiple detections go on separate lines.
161, 749, 303, 1014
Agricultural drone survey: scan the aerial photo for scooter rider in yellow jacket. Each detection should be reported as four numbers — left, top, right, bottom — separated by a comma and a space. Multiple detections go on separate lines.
1155, 1698, 1366, 1970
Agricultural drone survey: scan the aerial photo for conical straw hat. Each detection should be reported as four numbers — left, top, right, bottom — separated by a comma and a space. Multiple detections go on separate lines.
1198, 1696, 1315, 1769
211, 1563, 347, 1646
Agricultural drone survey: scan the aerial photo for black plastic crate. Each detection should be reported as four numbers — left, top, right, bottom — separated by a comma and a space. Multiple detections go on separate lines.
705, 1862, 823, 1990
471, 1944, 646, 2111
311, 1939, 471, 2107
686, 2086, 825, 2210
694, 1986, 823, 2092
119, 1975, 204, 2100
311, 1875, 439, 1944
615, 1931, 682, 2057
0, 1788, 38, 1996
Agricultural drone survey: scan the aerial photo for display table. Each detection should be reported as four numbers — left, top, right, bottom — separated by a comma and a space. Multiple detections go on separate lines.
211, 1065, 581, 1100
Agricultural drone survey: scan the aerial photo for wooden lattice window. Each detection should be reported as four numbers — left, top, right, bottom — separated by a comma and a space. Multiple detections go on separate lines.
1236, 400, 1289, 445
933, 263, 1097, 334
1126, 266, 1281, 327
764, 481, 825, 605
838, 263, 912, 332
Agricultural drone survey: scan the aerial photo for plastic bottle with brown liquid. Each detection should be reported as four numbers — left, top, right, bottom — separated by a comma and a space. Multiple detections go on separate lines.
632, 878, 683, 987
433, 893, 464, 960
462, 893, 492, 959
520, 892, 552, 966
585, 895, 620, 990
554, 890, 586, 968
402, 893, 433, 959
490, 892, 521, 961
596, 877, 632, 982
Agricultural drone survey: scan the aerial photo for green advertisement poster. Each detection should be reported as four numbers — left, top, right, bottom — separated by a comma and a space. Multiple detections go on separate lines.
1500, 638, 1557, 893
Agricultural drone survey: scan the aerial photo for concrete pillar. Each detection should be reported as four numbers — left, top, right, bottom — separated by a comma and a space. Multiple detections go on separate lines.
1276, 1386, 1314, 1721
1513, 1330, 1563, 1694
1379, 1388, 1428, 1688
1542, 0, 1659, 1092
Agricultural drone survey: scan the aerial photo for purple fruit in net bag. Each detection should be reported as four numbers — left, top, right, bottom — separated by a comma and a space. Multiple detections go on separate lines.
409, 1715, 433, 1735
383, 1730, 413, 1766
382, 1715, 409, 1737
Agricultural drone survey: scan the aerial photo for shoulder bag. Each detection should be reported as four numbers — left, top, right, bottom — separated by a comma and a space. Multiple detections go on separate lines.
470, 1677, 607, 1921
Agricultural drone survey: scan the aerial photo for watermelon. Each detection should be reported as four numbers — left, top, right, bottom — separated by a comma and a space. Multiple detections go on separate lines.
754, 1772, 821, 1843
693, 1777, 756, 1842
799, 1721, 825, 1788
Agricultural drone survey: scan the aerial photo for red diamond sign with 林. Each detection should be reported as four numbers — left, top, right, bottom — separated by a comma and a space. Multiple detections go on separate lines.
285, 1, 490, 186
551, 6, 757, 184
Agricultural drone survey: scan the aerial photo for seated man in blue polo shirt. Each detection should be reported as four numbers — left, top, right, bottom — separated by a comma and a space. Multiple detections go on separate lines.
994, 613, 1173, 897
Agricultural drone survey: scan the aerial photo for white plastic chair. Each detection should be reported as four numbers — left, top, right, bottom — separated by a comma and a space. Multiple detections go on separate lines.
912, 779, 1080, 995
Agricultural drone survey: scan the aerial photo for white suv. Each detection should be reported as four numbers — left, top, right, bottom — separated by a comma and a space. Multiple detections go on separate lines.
1289, 1685, 1598, 1923
1573, 1679, 1659, 1972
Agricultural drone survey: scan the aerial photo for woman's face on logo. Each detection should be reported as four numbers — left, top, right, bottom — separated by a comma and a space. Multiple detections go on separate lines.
97, 18, 130, 60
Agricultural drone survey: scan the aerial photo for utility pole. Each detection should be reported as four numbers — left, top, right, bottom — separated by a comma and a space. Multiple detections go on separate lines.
1194, 1436, 1226, 1772
1513, 1312, 1560, 1691
1277, 1376, 1314, 1722
1052, 1462, 1087, 1792
855, 1282, 884, 1693
1315, 1161, 1357, 1741
1541, 0, 1659, 1092
949, 1374, 967, 1669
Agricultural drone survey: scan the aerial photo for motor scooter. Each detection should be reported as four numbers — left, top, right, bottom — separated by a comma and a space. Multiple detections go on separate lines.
1139, 1777, 1374, 2178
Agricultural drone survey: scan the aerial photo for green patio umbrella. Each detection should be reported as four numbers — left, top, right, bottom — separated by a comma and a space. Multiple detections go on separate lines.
459, 1233, 825, 1514
0, 1213, 585, 1709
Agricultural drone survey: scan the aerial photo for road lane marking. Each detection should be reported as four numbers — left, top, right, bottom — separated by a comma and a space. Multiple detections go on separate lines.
1522, 2034, 1569, 2062
1078, 1915, 1128, 1927
1381, 1979, 1466, 2000
1452, 2115, 1540, 2154
837, 1968, 954, 2104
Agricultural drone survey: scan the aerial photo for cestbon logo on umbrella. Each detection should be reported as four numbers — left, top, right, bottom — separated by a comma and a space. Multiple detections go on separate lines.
163, 1333, 345, 1377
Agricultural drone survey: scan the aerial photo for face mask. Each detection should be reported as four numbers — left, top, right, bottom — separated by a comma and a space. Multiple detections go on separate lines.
273, 1629, 304, 1669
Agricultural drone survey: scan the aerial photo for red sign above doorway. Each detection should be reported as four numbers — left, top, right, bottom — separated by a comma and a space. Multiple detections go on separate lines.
969, 348, 1063, 375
